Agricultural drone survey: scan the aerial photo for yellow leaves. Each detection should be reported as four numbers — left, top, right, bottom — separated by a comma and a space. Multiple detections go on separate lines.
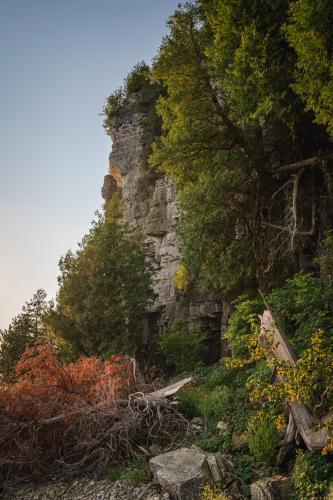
173, 263, 190, 291
247, 328, 333, 417
200, 484, 227, 500
275, 414, 287, 433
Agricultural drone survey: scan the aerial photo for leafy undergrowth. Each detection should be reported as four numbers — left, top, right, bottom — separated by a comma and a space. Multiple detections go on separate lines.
175, 273, 333, 498
292, 450, 333, 500
176, 362, 274, 497
177, 361, 333, 498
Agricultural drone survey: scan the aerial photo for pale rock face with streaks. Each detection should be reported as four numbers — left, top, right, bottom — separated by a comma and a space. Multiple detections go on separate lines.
102, 93, 221, 359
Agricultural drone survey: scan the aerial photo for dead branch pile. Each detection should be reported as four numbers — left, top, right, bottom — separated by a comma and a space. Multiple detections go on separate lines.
0, 346, 190, 481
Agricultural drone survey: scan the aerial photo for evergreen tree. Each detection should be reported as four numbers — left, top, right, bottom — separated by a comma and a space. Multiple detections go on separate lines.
49, 205, 154, 360
0, 289, 51, 380
284, 0, 333, 137
149, 0, 331, 296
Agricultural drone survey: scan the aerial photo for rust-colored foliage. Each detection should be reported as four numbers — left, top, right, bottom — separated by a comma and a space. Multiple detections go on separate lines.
0, 345, 187, 481
0, 345, 138, 479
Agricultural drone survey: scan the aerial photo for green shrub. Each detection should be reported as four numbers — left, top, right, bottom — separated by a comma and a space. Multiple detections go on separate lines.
102, 61, 164, 135
200, 387, 233, 426
106, 454, 150, 487
267, 272, 333, 354
195, 430, 232, 454
158, 320, 208, 372
178, 365, 251, 433
124, 61, 150, 95
102, 88, 123, 130
105, 465, 123, 482
247, 410, 280, 467
225, 296, 262, 359
202, 366, 252, 433
195, 363, 242, 389
180, 384, 243, 428
233, 453, 258, 491
292, 450, 332, 499
177, 387, 205, 420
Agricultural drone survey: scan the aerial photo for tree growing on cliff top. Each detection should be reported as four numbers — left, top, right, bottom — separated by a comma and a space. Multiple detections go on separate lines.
49, 205, 154, 361
102, 61, 164, 135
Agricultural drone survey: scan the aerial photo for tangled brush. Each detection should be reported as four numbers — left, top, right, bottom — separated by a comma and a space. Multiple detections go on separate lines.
0, 345, 189, 481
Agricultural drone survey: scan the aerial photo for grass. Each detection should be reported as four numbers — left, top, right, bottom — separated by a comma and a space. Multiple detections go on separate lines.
105, 454, 151, 487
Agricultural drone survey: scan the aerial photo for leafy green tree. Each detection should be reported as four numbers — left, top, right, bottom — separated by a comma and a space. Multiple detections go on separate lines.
0, 289, 51, 380
201, 0, 295, 126
49, 208, 154, 360
149, 1, 331, 298
149, 3, 259, 295
285, 0, 333, 137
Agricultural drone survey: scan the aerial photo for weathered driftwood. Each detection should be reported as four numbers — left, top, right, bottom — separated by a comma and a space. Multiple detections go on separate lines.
147, 377, 193, 400
260, 309, 330, 452
276, 412, 296, 466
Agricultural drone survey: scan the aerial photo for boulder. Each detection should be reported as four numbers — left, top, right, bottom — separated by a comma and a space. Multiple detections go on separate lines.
250, 475, 292, 500
149, 447, 238, 500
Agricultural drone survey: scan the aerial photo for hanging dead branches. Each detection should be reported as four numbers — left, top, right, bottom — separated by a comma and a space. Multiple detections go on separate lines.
261, 168, 316, 255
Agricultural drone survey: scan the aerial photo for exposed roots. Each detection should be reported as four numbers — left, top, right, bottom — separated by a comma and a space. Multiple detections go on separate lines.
0, 390, 189, 482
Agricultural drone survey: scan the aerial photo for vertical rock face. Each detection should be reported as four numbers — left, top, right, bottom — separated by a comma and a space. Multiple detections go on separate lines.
102, 93, 222, 360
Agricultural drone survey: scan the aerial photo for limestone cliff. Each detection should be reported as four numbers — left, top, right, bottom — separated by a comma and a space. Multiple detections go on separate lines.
102, 93, 222, 361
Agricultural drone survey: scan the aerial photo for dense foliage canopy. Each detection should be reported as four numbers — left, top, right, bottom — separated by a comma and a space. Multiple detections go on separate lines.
149, 0, 332, 298
49, 204, 154, 360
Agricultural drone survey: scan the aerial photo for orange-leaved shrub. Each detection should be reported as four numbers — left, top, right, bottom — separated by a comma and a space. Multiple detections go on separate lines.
0, 345, 137, 479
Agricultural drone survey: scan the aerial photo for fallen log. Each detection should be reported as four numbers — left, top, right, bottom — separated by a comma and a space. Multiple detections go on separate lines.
146, 377, 193, 400
260, 309, 331, 452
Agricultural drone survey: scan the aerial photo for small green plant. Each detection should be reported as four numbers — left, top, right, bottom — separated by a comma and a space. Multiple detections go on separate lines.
105, 465, 123, 482
177, 386, 205, 420
178, 365, 251, 432
247, 410, 280, 467
199, 386, 234, 426
106, 454, 150, 487
102, 88, 124, 132
158, 320, 208, 372
292, 450, 332, 499
233, 453, 258, 493
225, 296, 262, 359
194, 430, 232, 454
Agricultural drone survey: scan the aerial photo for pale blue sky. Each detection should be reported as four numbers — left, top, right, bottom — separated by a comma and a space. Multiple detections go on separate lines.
0, 0, 179, 328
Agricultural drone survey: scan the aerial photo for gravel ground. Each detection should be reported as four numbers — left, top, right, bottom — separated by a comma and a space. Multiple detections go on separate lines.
0, 478, 170, 500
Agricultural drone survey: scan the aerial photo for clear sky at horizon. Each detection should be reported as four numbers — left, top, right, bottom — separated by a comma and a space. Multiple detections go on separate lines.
0, 0, 179, 329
